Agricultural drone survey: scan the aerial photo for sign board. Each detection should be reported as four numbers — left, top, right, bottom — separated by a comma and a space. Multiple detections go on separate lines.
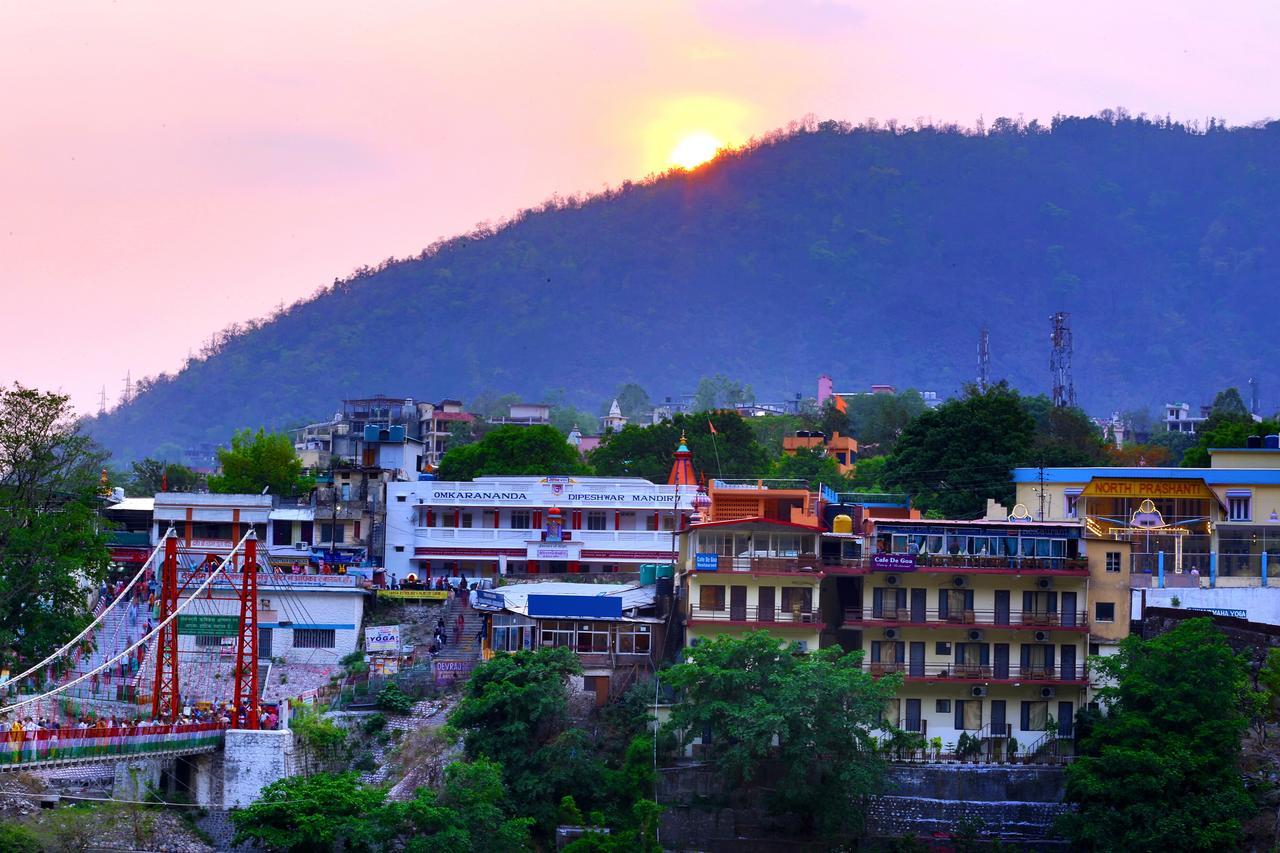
377, 589, 449, 601
177, 614, 239, 636
1080, 478, 1215, 500
1188, 607, 1248, 619
695, 552, 720, 572
365, 624, 401, 652
527, 594, 623, 619
475, 589, 504, 609
871, 553, 917, 572
527, 541, 581, 561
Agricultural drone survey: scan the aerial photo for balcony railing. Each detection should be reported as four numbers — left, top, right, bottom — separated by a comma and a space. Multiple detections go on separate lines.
885, 555, 1088, 572
697, 554, 823, 574
413, 527, 676, 550
865, 661, 1086, 682
689, 604, 819, 625
846, 608, 1089, 629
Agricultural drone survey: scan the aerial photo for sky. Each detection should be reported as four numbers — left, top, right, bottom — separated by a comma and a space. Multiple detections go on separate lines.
3, 0, 1279, 416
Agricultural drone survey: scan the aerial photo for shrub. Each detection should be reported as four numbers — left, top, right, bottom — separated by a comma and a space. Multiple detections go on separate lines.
362, 713, 388, 736
378, 682, 414, 715
0, 821, 40, 853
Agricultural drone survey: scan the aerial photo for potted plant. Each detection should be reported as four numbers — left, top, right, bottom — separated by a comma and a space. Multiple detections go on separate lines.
945, 741, 957, 763
930, 736, 943, 762
1007, 737, 1019, 764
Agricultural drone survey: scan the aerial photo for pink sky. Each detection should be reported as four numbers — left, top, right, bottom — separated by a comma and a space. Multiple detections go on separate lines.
3, 1, 1278, 415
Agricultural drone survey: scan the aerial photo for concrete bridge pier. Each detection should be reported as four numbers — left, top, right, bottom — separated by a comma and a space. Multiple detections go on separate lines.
220, 729, 295, 807
113, 758, 165, 801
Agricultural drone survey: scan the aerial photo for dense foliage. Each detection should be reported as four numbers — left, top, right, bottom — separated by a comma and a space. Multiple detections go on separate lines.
1060, 618, 1256, 851
208, 428, 313, 497
589, 410, 770, 482
1181, 387, 1280, 467
663, 631, 901, 839
126, 457, 201, 495
87, 114, 1280, 462
0, 385, 111, 670
436, 425, 592, 480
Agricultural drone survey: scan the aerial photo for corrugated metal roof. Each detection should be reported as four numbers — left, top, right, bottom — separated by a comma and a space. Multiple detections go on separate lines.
490, 582, 657, 620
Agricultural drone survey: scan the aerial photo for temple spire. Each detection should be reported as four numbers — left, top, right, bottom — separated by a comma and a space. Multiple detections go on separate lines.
667, 431, 698, 487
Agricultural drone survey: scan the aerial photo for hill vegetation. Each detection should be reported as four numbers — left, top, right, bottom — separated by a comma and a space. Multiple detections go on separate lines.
87, 111, 1280, 461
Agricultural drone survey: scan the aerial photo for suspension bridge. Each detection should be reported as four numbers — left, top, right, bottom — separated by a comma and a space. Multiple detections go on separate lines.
0, 528, 298, 804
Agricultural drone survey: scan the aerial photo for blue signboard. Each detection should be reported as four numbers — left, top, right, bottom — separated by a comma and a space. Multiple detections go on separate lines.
527, 594, 623, 619
475, 589, 504, 609
695, 552, 719, 572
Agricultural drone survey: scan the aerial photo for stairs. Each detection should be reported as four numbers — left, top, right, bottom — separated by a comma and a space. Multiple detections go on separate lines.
431, 598, 484, 680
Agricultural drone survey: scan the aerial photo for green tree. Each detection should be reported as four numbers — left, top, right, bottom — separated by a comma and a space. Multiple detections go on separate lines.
1060, 618, 1255, 851
208, 428, 313, 497
772, 447, 850, 492
0, 385, 111, 671
882, 383, 1035, 517
436, 425, 591, 481
663, 631, 901, 839
448, 647, 592, 835
0, 821, 40, 853
1022, 397, 1109, 466
613, 383, 652, 422
589, 411, 771, 482
384, 759, 534, 853
126, 457, 201, 495
845, 391, 928, 452
847, 454, 888, 491
692, 375, 754, 411
229, 772, 387, 852
550, 405, 600, 436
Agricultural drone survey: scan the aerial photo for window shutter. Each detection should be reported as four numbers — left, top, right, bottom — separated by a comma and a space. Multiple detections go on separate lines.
965, 590, 975, 609
955, 701, 965, 732
1020, 701, 1031, 731
871, 641, 881, 663
1022, 591, 1033, 612
938, 589, 949, 618
980, 644, 990, 665
872, 588, 884, 617
896, 641, 906, 662
1048, 592, 1058, 612
1046, 645, 1056, 669
1020, 644, 1031, 669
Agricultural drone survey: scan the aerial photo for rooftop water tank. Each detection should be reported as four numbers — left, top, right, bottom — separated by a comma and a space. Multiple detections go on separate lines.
832, 514, 853, 534
1266, 434, 1280, 449
1248, 435, 1264, 449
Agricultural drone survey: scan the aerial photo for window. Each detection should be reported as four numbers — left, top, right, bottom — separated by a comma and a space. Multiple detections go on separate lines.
935, 699, 951, 714
1105, 551, 1121, 573
394, 545, 405, 553
780, 587, 813, 615
616, 625, 651, 654
586, 511, 608, 531
510, 510, 531, 529
540, 620, 575, 648
272, 520, 293, 545
1065, 490, 1081, 519
698, 585, 726, 611
576, 622, 610, 653
935, 642, 952, 655
194, 634, 225, 648
1228, 494, 1252, 522
320, 523, 344, 544
293, 629, 336, 649
1020, 700, 1049, 731
396, 494, 406, 502
460, 513, 473, 529
1095, 602, 1115, 622
1089, 643, 1100, 656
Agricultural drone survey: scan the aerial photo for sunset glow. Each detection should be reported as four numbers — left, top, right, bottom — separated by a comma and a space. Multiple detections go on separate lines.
669, 132, 723, 169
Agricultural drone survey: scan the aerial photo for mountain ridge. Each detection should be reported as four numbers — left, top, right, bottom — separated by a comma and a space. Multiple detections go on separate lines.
87, 113, 1280, 461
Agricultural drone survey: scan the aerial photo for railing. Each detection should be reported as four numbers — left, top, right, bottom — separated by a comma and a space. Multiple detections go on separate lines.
878, 555, 1089, 572
698, 555, 823, 574
846, 608, 1089, 629
0, 722, 228, 768
414, 528, 676, 548
865, 662, 1086, 682
688, 605, 818, 625
178, 570, 360, 588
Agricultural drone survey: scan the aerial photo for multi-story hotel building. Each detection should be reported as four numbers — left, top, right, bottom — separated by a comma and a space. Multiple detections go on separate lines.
382, 441, 701, 581
846, 518, 1089, 748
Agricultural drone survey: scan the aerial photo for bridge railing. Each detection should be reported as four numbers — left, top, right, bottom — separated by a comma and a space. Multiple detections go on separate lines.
0, 721, 228, 766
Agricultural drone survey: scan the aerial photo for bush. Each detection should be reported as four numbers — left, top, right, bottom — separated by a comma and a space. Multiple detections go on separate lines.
362, 713, 388, 736
378, 682, 414, 715
0, 821, 40, 853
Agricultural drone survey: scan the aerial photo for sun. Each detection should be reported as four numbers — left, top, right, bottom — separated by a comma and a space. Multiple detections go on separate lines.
669, 132, 723, 170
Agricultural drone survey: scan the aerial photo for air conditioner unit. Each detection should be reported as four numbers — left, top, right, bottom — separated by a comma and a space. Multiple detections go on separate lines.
1033, 630, 1050, 643
966, 629, 984, 642
295, 541, 310, 550
884, 574, 901, 587
1036, 577, 1053, 590
884, 628, 900, 641
1040, 686, 1057, 699
952, 575, 970, 588
971, 685, 988, 698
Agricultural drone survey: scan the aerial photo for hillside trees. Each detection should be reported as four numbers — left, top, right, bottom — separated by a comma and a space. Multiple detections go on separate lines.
1060, 618, 1255, 851
126, 458, 201, 495
589, 411, 770, 482
208, 428, 313, 497
663, 631, 900, 840
1181, 387, 1279, 467
0, 385, 111, 670
436, 425, 591, 480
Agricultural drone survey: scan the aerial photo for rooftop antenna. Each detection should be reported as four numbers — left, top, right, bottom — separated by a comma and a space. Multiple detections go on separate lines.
978, 327, 991, 392
1049, 312, 1075, 408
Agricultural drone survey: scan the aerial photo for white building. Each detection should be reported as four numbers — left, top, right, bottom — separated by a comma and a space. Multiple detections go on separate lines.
383, 475, 698, 581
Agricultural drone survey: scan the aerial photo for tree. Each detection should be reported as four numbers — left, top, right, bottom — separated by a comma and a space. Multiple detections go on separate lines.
1208, 387, 1251, 425
0, 385, 111, 671
692, 375, 754, 411
1023, 397, 1109, 466
882, 383, 1035, 517
448, 647, 591, 835
1060, 618, 1255, 851
229, 772, 388, 852
126, 457, 201, 495
845, 391, 927, 452
590, 411, 771, 482
772, 447, 850, 492
663, 631, 901, 839
436, 425, 591, 481
1182, 416, 1280, 468
208, 428, 313, 497
613, 383, 652, 422
550, 405, 600, 436
384, 759, 534, 853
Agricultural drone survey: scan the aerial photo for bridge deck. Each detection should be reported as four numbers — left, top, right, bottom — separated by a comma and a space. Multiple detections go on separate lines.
0, 723, 227, 771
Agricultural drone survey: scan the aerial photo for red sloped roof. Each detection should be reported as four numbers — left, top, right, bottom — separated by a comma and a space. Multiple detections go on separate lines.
433, 411, 475, 422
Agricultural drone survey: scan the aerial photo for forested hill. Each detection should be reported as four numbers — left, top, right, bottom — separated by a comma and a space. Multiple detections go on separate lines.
89, 113, 1280, 461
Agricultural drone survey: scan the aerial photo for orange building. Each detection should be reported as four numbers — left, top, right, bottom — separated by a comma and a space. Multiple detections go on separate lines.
781, 430, 859, 475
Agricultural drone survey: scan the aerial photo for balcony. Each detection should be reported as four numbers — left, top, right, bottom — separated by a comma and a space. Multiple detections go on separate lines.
844, 608, 1088, 631
825, 555, 1089, 575
865, 661, 1087, 684
688, 604, 822, 628
413, 527, 676, 552
177, 570, 363, 590
694, 554, 824, 575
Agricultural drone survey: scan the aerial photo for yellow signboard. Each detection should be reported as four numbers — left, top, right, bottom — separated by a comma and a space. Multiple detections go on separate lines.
1081, 478, 1215, 500
377, 589, 449, 601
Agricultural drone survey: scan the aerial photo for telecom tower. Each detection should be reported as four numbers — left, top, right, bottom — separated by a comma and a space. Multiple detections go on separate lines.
122, 370, 133, 406
978, 328, 991, 392
1049, 312, 1076, 408
97, 385, 107, 417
